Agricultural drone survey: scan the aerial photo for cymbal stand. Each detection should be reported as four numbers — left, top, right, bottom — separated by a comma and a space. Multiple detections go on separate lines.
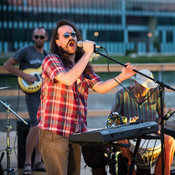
0, 100, 28, 175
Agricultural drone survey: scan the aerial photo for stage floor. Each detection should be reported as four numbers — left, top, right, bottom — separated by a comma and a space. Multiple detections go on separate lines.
0, 131, 174, 175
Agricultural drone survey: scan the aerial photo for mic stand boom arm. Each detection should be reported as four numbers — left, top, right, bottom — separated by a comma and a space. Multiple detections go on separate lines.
94, 50, 175, 91
0, 100, 28, 125
94, 49, 175, 175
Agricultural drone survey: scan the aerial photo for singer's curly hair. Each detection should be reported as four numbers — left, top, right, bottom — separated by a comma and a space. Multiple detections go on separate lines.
50, 19, 92, 73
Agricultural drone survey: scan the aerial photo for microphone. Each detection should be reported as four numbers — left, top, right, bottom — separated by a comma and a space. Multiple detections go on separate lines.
77, 41, 101, 49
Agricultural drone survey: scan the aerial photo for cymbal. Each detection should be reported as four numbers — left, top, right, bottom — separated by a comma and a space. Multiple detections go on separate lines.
0, 86, 11, 90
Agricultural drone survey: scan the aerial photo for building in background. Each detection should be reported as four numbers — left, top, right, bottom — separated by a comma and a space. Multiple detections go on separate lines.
1, 0, 175, 55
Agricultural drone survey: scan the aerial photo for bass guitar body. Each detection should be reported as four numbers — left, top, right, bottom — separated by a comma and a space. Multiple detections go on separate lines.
18, 67, 42, 93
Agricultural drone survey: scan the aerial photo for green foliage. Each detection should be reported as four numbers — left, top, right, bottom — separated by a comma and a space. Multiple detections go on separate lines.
0, 58, 20, 66
0, 58, 7, 66
126, 49, 137, 56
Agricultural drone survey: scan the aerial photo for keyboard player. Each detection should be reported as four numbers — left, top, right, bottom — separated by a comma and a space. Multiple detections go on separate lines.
111, 69, 175, 175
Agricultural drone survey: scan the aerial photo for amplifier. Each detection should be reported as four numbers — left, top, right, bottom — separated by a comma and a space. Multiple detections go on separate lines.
17, 119, 35, 168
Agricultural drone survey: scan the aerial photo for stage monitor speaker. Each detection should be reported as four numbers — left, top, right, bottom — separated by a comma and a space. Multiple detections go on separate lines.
17, 119, 34, 169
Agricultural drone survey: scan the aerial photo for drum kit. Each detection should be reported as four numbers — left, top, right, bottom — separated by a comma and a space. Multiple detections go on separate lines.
106, 112, 161, 174
0, 86, 28, 175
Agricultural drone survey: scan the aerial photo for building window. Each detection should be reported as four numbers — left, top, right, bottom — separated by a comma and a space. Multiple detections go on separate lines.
166, 31, 173, 43
87, 30, 123, 42
159, 31, 162, 43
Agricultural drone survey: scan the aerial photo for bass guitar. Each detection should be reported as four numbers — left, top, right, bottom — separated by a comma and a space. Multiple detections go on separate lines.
18, 66, 42, 93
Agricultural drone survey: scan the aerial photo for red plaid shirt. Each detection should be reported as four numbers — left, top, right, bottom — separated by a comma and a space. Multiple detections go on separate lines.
37, 54, 101, 138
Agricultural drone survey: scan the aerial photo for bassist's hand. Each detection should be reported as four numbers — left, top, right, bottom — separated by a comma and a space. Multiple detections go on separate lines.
23, 73, 36, 84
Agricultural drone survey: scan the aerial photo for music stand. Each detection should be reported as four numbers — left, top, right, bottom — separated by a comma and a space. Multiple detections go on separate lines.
0, 100, 28, 175
94, 49, 175, 175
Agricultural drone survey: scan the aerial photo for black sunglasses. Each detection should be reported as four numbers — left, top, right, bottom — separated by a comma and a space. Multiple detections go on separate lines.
63, 31, 76, 39
34, 35, 46, 39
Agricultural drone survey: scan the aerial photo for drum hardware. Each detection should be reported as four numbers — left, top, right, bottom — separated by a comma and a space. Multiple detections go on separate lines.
0, 100, 28, 175
105, 113, 161, 174
106, 112, 126, 128
105, 144, 131, 175
104, 146, 118, 175
106, 111, 174, 173
106, 112, 140, 128
106, 113, 139, 175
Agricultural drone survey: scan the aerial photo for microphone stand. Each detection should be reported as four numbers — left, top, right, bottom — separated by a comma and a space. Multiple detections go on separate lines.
94, 49, 175, 175
0, 100, 28, 175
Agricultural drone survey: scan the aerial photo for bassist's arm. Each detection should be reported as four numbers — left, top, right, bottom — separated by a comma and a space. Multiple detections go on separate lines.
3, 57, 36, 84
3, 57, 24, 77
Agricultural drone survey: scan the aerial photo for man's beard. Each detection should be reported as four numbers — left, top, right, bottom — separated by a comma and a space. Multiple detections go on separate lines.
64, 49, 75, 56
35, 42, 44, 49
59, 46, 75, 56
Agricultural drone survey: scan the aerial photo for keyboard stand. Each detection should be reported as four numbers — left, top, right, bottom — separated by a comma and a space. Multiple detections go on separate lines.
129, 137, 141, 175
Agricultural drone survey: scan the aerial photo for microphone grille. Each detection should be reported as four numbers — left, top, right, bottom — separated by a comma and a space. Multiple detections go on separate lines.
77, 41, 83, 48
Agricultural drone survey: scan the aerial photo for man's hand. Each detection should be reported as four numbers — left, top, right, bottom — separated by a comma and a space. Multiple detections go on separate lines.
119, 63, 137, 81
155, 124, 161, 135
23, 73, 37, 84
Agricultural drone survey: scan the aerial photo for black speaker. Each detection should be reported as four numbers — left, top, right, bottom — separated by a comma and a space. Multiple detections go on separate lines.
17, 119, 30, 168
